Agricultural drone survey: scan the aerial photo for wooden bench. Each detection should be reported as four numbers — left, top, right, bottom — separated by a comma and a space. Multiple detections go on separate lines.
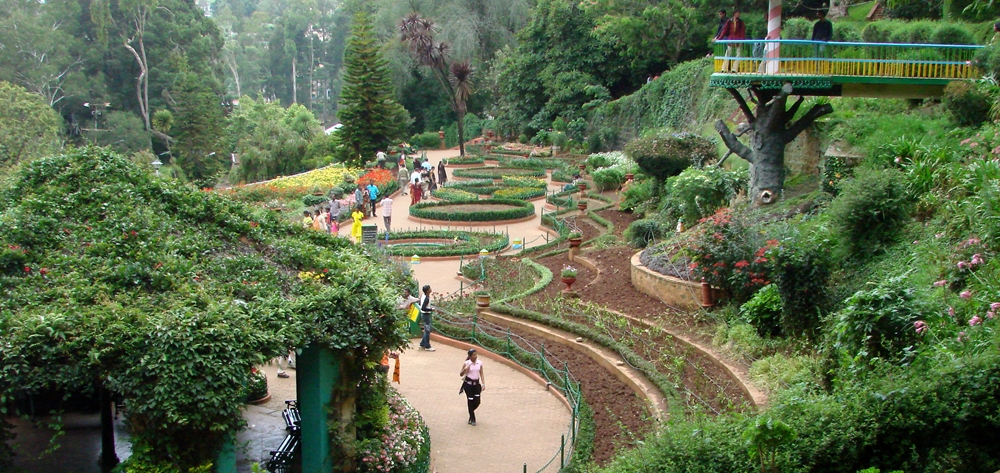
266, 400, 301, 473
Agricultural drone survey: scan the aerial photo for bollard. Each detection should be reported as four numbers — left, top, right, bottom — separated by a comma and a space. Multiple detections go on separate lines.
523, 464, 527, 473
560, 434, 565, 468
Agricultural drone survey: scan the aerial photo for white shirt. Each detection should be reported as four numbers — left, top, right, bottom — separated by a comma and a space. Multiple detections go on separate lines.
381, 197, 393, 217
376, 151, 387, 160
411, 171, 421, 184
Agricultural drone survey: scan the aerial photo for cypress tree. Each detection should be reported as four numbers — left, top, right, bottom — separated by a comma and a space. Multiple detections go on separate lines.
338, 12, 410, 167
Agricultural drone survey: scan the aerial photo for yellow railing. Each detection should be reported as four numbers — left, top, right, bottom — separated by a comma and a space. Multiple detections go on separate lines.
714, 40, 983, 80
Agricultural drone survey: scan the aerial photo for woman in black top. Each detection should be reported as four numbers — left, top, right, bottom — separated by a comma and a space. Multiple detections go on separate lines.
418, 285, 435, 351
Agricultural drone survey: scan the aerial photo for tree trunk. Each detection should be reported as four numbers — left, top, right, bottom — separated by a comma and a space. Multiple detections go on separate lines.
456, 110, 466, 157
715, 84, 833, 205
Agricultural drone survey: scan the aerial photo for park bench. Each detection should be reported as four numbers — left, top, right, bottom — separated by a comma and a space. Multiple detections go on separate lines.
266, 400, 301, 473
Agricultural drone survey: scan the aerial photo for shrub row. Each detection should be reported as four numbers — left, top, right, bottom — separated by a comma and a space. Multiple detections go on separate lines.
444, 156, 485, 165
379, 230, 509, 257
452, 167, 547, 179
408, 198, 536, 222
493, 187, 546, 200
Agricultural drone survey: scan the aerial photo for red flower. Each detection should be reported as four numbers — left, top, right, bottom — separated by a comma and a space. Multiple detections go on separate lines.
250, 222, 259, 228
39, 268, 48, 275
688, 262, 698, 270
734, 260, 750, 268
754, 257, 768, 264
154, 262, 163, 269
24, 266, 31, 273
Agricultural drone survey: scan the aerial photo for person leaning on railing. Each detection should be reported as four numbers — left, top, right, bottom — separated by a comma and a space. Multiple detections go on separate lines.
812, 10, 833, 57
716, 10, 746, 73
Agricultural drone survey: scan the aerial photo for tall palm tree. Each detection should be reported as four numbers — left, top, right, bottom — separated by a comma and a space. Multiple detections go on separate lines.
399, 13, 475, 156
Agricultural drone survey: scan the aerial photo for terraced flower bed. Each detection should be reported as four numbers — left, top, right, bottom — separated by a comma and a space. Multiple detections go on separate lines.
409, 199, 535, 222
493, 186, 546, 200
380, 230, 509, 257
452, 166, 547, 179
432, 188, 479, 202
443, 156, 485, 165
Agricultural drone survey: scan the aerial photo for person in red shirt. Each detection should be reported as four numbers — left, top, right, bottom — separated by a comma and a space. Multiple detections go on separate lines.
716, 11, 746, 73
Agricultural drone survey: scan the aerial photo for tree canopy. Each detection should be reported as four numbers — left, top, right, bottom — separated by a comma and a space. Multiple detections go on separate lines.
0, 147, 409, 468
0, 82, 64, 168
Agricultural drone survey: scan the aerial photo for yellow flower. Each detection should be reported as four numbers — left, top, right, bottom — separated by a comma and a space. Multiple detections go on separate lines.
268, 166, 361, 189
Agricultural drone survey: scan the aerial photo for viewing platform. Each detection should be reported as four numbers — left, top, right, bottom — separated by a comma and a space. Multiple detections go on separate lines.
710, 39, 983, 98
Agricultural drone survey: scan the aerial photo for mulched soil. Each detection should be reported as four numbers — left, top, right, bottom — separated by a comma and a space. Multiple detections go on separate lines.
595, 207, 638, 234
473, 319, 651, 465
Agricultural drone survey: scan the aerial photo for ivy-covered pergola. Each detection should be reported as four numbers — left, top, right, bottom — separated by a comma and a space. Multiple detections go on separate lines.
0, 148, 410, 471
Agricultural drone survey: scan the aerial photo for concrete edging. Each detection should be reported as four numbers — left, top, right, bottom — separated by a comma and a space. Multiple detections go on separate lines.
428, 333, 572, 412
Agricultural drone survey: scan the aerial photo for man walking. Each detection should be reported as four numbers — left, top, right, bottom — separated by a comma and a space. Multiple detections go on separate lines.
418, 285, 436, 351
381, 195, 393, 236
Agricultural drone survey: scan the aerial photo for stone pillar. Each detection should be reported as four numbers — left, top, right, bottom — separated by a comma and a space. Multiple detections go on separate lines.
297, 345, 340, 473
439, 130, 446, 150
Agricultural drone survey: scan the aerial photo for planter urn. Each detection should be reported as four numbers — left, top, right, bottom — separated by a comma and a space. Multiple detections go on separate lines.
577, 183, 586, 192
625, 173, 634, 181
561, 276, 577, 292
577, 201, 588, 211
475, 294, 491, 307
568, 237, 582, 248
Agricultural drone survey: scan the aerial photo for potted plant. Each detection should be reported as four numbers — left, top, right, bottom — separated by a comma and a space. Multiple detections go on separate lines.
561, 266, 578, 292
474, 290, 491, 307
567, 231, 583, 248
577, 181, 587, 192
577, 200, 588, 211
246, 366, 270, 404
625, 172, 634, 181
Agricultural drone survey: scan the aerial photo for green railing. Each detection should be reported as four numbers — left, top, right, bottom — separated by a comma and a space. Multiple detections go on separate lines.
435, 308, 583, 473
714, 39, 982, 79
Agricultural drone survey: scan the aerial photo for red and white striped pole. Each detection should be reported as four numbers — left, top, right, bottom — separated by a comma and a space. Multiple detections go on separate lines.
765, 0, 783, 74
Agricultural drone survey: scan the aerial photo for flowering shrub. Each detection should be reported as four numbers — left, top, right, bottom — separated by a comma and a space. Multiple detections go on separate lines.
659, 167, 747, 226
266, 165, 360, 189
358, 386, 429, 473
689, 209, 774, 304
830, 275, 930, 363
358, 168, 401, 198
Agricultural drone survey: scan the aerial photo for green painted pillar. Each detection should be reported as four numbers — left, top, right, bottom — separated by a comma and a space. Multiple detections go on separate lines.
297, 345, 339, 473
214, 434, 236, 473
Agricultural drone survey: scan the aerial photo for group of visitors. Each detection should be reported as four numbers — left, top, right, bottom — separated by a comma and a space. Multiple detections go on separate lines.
713, 8, 833, 74
407, 157, 448, 205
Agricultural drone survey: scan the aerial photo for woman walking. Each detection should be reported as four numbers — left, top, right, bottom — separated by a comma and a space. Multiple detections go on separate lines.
437, 161, 447, 185
459, 348, 485, 425
350, 206, 365, 243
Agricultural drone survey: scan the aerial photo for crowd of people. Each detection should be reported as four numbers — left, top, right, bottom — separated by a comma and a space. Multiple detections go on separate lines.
296, 152, 451, 244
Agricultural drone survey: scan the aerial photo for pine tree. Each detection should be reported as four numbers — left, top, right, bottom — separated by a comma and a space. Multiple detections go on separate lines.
338, 12, 410, 167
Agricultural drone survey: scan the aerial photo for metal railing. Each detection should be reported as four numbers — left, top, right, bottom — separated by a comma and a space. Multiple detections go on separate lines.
714, 39, 982, 79
435, 307, 583, 472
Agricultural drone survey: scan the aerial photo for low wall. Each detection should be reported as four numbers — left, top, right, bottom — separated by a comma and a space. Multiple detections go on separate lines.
630, 251, 702, 311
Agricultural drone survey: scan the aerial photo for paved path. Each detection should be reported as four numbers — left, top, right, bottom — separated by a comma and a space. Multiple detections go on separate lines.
395, 340, 571, 473
337, 149, 566, 296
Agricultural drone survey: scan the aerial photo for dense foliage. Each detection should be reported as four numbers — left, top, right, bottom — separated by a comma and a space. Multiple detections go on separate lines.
0, 82, 63, 168
0, 147, 409, 468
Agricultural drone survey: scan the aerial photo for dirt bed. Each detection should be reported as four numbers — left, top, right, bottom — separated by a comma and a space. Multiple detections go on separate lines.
595, 207, 638, 235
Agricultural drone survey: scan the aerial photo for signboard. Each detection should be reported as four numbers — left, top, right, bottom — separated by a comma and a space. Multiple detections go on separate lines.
362, 224, 378, 246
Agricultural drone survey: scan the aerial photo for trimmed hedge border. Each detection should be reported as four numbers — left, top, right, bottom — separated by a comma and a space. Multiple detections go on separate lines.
432, 188, 479, 202
453, 167, 547, 179
493, 187, 546, 200
502, 176, 547, 188
494, 258, 554, 305
409, 198, 535, 222
378, 230, 509, 257
444, 156, 485, 166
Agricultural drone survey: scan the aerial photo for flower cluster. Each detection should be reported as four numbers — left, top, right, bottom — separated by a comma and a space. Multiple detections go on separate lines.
688, 209, 777, 303
561, 266, 578, 278
266, 165, 360, 189
297, 270, 328, 282
358, 387, 428, 473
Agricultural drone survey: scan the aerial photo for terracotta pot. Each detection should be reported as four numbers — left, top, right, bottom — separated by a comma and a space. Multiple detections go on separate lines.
577, 183, 586, 192
561, 276, 577, 292
568, 237, 582, 248
475, 294, 491, 307
625, 173, 634, 181
579, 164, 586, 171
577, 202, 588, 211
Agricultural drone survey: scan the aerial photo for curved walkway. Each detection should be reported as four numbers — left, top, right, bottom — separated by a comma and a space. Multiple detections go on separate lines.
396, 338, 571, 473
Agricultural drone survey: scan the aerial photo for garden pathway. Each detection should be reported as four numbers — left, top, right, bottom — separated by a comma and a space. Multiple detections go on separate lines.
335, 149, 564, 298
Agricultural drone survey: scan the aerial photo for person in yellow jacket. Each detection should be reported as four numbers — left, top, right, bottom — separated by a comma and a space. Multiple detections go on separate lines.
350, 206, 365, 243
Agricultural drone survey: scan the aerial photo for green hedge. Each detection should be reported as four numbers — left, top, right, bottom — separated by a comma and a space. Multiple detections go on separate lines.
379, 230, 509, 257
494, 258, 553, 304
493, 187, 546, 200
443, 179, 493, 189
432, 188, 479, 202
551, 169, 576, 183
452, 167, 547, 179
409, 198, 536, 222
444, 156, 485, 165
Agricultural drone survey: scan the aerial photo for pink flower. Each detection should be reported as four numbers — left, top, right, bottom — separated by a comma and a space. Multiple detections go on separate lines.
894, 157, 901, 164
971, 254, 984, 265
987, 311, 996, 319
958, 331, 968, 342
933, 280, 947, 287
969, 316, 983, 326
914, 320, 928, 334
935, 233, 944, 238
949, 306, 956, 317
958, 261, 968, 270
960, 290, 972, 299
991, 302, 1000, 311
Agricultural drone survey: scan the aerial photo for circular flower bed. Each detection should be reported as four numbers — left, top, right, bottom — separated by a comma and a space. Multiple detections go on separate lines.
452, 167, 546, 179
432, 188, 479, 202
409, 198, 535, 222
380, 230, 509, 257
